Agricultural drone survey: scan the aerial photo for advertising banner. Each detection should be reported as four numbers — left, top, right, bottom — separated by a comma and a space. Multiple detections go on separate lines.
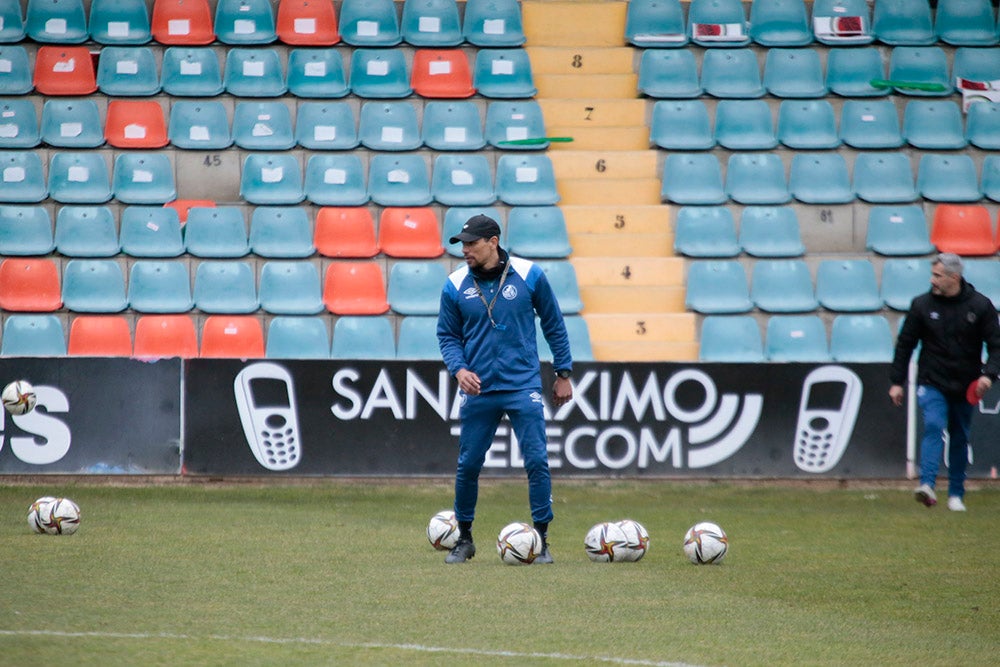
183, 360, 907, 478
970, 384, 1000, 479
0, 358, 182, 474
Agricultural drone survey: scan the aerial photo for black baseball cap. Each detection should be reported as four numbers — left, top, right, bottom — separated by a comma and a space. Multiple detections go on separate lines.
449, 214, 501, 244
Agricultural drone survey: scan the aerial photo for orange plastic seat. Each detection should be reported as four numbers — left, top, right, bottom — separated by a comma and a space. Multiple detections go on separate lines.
0, 258, 62, 312
68, 316, 133, 356
314, 206, 379, 258
151, 0, 215, 44
276, 0, 340, 45
323, 261, 389, 315
133, 314, 198, 358
931, 204, 997, 256
104, 100, 169, 149
200, 315, 265, 358
163, 199, 215, 225
378, 207, 443, 258
33, 46, 97, 96
411, 49, 475, 98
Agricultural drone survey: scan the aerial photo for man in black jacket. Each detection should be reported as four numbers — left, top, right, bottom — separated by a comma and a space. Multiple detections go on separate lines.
889, 253, 1000, 511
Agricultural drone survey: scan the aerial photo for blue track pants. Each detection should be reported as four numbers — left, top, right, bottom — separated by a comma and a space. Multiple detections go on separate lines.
917, 385, 973, 499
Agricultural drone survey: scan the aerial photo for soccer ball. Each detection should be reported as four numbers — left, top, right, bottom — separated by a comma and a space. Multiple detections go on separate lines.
427, 509, 460, 551
37, 498, 81, 535
584, 521, 629, 562
27, 496, 56, 534
2, 380, 37, 415
683, 522, 728, 564
616, 519, 650, 562
496, 522, 542, 565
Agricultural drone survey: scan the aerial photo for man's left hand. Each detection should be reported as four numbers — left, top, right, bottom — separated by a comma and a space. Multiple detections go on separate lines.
553, 377, 572, 407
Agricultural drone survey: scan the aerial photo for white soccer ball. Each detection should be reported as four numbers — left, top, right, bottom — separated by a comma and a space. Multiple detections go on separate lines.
2, 380, 37, 415
616, 519, 651, 562
584, 521, 629, 563
496, 522, 542, 565
683, 522, 728, 564
427, 509, 460, 551
37, 498, 81, 535
27, 496, 57, 534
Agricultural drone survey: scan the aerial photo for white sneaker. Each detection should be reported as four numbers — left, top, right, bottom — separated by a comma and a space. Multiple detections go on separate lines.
914, 483, 937, 507
947, 496, 967, 512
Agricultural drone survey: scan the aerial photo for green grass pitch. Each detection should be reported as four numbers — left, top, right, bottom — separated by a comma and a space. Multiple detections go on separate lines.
1, 480, 997, 666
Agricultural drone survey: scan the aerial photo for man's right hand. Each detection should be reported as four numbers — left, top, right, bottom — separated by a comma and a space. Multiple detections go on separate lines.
888, 384, 904, 407
456, 369, 481, 396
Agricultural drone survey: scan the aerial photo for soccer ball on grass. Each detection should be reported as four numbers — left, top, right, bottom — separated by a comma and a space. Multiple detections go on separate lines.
3, 380, 37, 415
584, 521, 629, 562
616, 518, 651, 562
29, 497, 81, 535
683, 522, 728, 564
426, 509, 460, 551
496, 522, 542, 565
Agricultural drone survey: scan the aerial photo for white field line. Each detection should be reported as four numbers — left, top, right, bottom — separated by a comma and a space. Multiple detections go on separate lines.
0, 629, 707, 667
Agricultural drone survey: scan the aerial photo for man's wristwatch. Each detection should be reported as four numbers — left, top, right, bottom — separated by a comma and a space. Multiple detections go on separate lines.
555, 369, 572, 379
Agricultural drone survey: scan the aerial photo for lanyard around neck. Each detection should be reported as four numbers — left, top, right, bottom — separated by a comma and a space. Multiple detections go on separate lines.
472, 260, 511, 330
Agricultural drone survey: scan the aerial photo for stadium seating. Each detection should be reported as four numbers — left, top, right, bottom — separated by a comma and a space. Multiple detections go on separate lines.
825, 47, 888, 97
286, 48, 349, 98
0, 100, 40, 149
120, 206, 184, 257
982, 155, 1000, 202
1, 314, 67, 356
625, 0, 688, 48
89, 0, 152, 45
48, 152, 112, 204
684, 261, 752, 314
40, 98, 104, 148
423, 101, 487, 151
340, 0, 402, 46
314, 206, 379, 258
61, 259, 128, 313
673, 206, 740, 258
872, 0, 936, 46
395, 315, 441, 359
750, 259, 818, 313
104, 100, 169, 149
917, 154, 981, 202
815, 259, 882, 312
934, 0, 998, 46
725, 153, 790, 205
127, 260, 193, 313
0, 45, 32, 94
323, 261, 390, 315
536, 261, 583, 314
701, 48, 765, 98
275, 0, 339, 45
505, 206, 572, 259
763, 48, 827, 98
839, 100, 905, 148
411, 48, 475, 98
0, 205, 54, 256
853, 152, 918, 203
777, 100, 840, 149
199, 315, 265, 358
132, 314, 198, 358
378, 207, 443, 257
401, 0, 462, 47
765, 315, 830, 362
0, 0, 26, 43
266, 316, 331, 359
250, 207, 315, 259
966, 102, 1000, 150
688, 0, 749, 47
887, 46, 952, 96
650, 100, 715, 150
830, 315, 894, 362
738, 206, 805, 258
387, 261, 448, 315
0, 151, 46, 202
331, 316, 396, 359
26, 0, 89, 43
789, 153, 854, 204
638, 49, 703, 98
160, 47, 224, 96
749, 0, 812, 47
67, 315, 133, 356
349, 48, 413, 98
54, 206, 120, 257
473, 48, 536, 98
193, 260, 259, 314
485, 101, 549, 149
902, 101, 968, 149
865, 206, 935, 256
698, 315, 764, 362
0, 258, 62, 313
963, 259, 1000, 308
368, 154, 432, 206
96, 46, 161, 96
930, 204, 997, 255
168, 101, 233, 150
714, 100, 777, 150
661, 153, 726, 205
258, 261, 325, 315
33, 46, 97, 95
295, 102, 359, 150
881, 258, 931, 311
151, 0, 215, 45
811, 0, 873, 45
224, 48, 287, 96
112, 153, 177, 204
462, 0, 525, 47
232, 101, 296, 151
431, 154, 496, 206
495, 154, 559, 206
241, 153, 305, 205
359, 101, 422, 151
215, 0, 276, 44
184, 207, 250, 258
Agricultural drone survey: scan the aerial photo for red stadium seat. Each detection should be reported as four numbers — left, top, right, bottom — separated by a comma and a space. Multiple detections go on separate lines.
323, 261, 389, 315
68, 316, 133, 356
378, 207, 444, 258
105, 100, 169, 149
314, 206, 379, 258
276, 0, 340, 45
151, 0, 215, 44
33, 46, 97, 96
200, 315, 265, 358
931, 204, 997, 256
411, 49, 475, 98
133, 314, 198, 358
0, 258, 62, 312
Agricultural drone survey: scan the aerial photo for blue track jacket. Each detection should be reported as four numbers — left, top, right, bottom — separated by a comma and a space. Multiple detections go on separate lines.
437, 256, 572, 393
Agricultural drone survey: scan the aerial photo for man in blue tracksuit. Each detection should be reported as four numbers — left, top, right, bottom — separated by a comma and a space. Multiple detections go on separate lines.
437, 214, 573, 564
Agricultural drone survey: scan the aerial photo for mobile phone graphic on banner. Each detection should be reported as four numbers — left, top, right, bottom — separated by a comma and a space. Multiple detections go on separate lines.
793, 366, 862, 473
234, 362, 301, 471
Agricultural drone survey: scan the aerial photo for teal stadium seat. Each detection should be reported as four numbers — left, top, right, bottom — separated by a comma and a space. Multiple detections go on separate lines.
887, 47, 952, 96
673, 206, 740, 258
880, 258, 931, 311
304, 154, 370, 206
286, 48, 349, 98
725, 153, 790, 205
232, 101, 296, 151
0, 0, 25, 42
359, 101, 422, 151
401, 0, 462, 47
965, 102, 1000, 150
25, 0, 88, 43
650, 100, 715, 150
953, 46, 1000, 86
981, 154, 1000, 202
699, 315, 764, 362
48, 152, 112, 204
714, 99, 777, 150
113, 153, 176, 204
368, 154, 432, 207
701, 48, 764, 98
865, 206, 934, 256
160, 47, 224, 97
396, 315, 440, 359
963, 259, 1000, 309
536, 261, 583, 314
127, 260, 193, 313
119, 205, 185, 257
638, 49, 702, 99
40, 99, 103, 148
688, 0, 749, 47
193, 260, 258, 314
749, 0, 812, 47
462, 0, 525, 47
765, 315, 830, 362
258, 261, 325, 315
340, 0, 402, 46
0, 46, 32, 94
763, 47, 827, 98
96, 46, 160, 96
0, 100, 40, 149
738, 206, 804, 258
777, 100, 840, 149
825, 47, 888, 97
54, 206, 120, 257
266, 316, 330, 359
167, 101, 233, 150
431, 154, 496, 206
684, 260, 753, 314
349, 48, 413, 98
935, 0, 998, 47
495, 154, 559, 206
537, 315, 594, 362
0, 151, 46, 202
224, 48, 287, 97
789, 153, 854, 204
751, 259, 818, 313
853, 152, 917, 203
241, 153, 305, 205
423, 101, 487, 151
331, 316, 397, 359
872, 0, 936, 46
387, 261, 448, 315
811, 0, 873, 46
903, 100, 968, 149
485, 100, 548, 149
0, 205, 53, 256
295, 102, 359, 150
249, 207, 315, 258
625, 0, 688, 48
184, 207, 250, 258
214, 0, 276, 44
661, 153, 725, 205
506, 206, 571, 259
816, 259, 882, 312
918, 154, 981, 202
830, 315, 894, 362
839, 100, 904, 148
89, 0, 152, 44
61, 259, 128, 313
1, 315, 67, 356
473, 48, 536, 98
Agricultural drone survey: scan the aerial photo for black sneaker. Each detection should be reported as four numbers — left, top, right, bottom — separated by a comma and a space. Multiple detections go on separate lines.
535, 542, 554, 564
445, 538, 476, 564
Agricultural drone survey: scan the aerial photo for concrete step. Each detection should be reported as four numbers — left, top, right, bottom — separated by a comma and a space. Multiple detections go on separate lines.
584, 313, 697, 343
522, 1, 628, 47
545, 126, 650, 150
538, 98, 648, 128
571, 257, 684, 286
525, 46, 635, 75
591, 340, 699, 362
558, 177, 662, 205
536, 73, 639, 99
570, 232, 673, 257
579, 285, 686, 313
562, 204, 674, 235
549, 150, 657, 180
